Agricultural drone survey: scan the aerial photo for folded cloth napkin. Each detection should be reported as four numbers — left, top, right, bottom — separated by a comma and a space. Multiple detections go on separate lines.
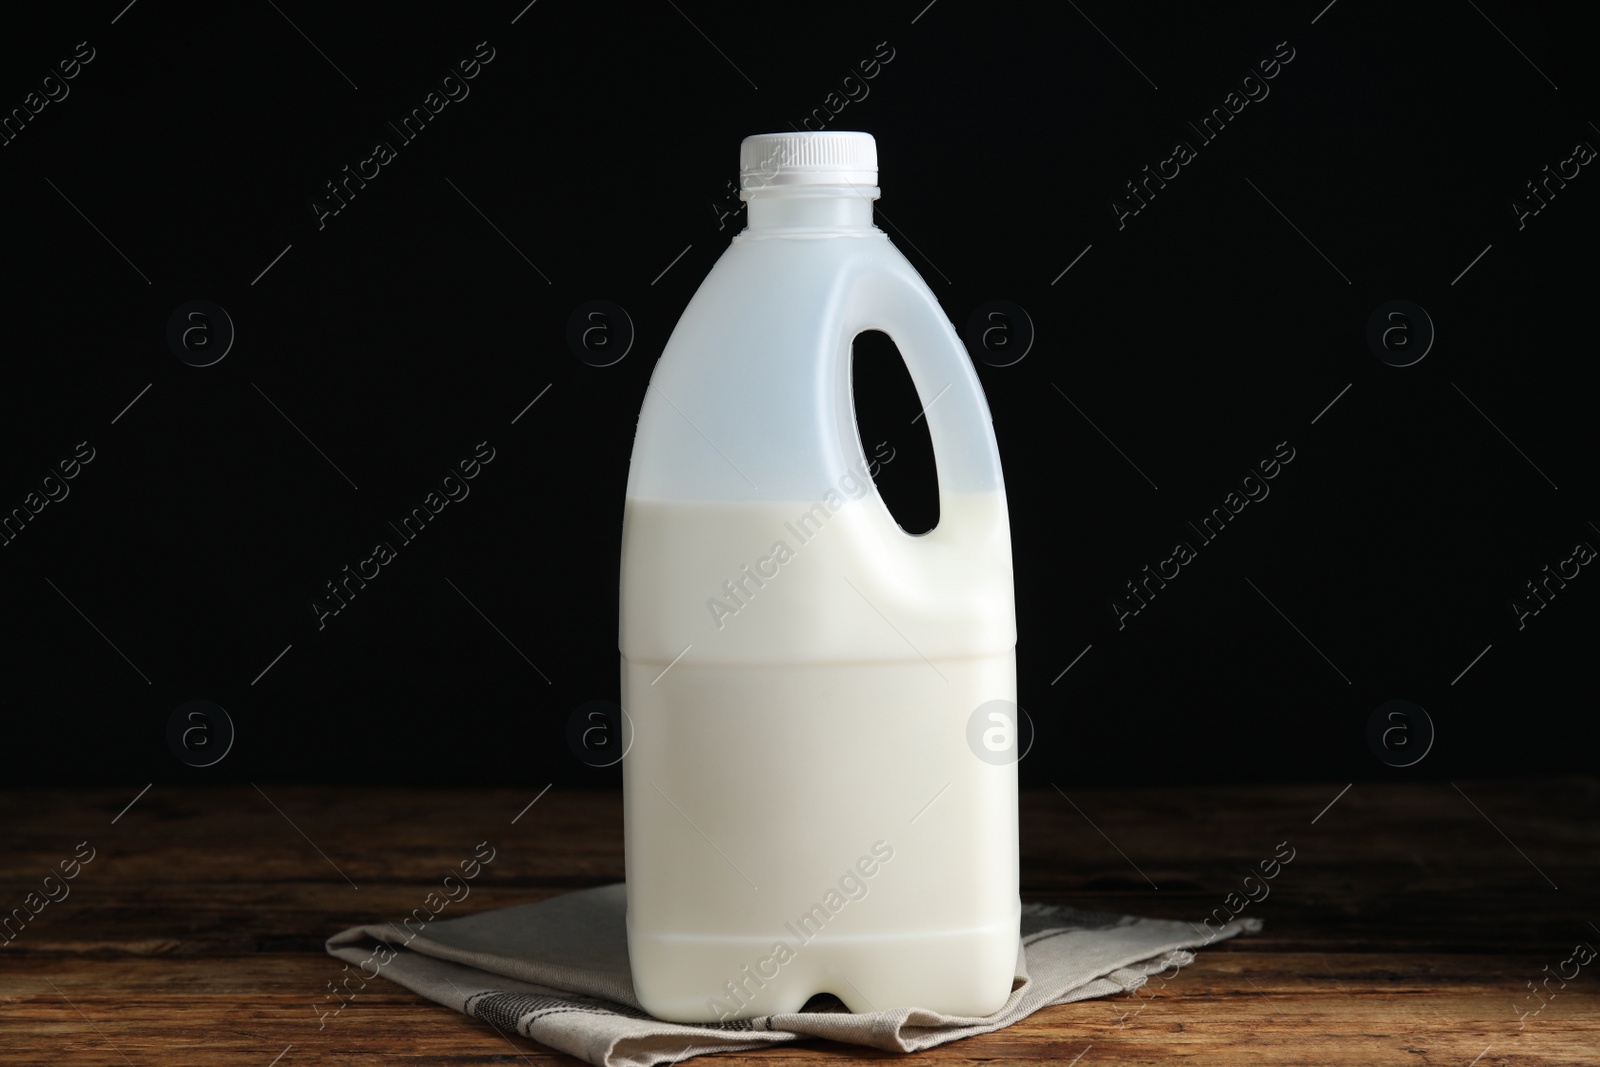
325, 883, 1259, 1067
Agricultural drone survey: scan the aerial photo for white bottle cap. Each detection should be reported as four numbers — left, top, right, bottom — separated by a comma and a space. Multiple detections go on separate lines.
739, 132, 878, 193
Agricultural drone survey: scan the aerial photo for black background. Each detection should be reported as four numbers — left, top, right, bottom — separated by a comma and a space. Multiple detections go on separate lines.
1, 1, 1593, 789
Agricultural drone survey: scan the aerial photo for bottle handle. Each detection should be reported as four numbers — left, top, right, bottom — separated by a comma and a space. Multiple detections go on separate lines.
842, 267, 1007, 521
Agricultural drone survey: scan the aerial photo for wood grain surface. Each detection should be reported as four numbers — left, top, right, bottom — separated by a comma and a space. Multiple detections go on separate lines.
2, 779, 1596, 1065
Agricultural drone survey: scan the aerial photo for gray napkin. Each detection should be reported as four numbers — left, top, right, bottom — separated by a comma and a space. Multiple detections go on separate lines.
325, 883, 1259, 1066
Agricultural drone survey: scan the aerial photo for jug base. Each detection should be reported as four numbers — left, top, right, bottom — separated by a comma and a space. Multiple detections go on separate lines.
627, 907, 1021, 1023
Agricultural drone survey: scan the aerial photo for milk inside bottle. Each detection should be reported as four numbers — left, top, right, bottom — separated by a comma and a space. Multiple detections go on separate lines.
619, 131, 1019, 1023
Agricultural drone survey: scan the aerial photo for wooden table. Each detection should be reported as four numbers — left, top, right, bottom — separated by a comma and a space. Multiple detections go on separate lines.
3, 779, 1596, 1065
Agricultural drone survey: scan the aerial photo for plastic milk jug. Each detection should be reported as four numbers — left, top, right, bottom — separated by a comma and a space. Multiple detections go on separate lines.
619, 131, 1019, 1023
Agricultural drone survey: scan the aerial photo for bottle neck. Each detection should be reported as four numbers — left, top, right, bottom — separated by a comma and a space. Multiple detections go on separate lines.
743, 186, 879, 232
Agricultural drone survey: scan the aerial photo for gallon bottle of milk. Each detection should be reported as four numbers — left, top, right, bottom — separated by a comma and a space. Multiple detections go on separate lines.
619, 131, 1018, 1023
